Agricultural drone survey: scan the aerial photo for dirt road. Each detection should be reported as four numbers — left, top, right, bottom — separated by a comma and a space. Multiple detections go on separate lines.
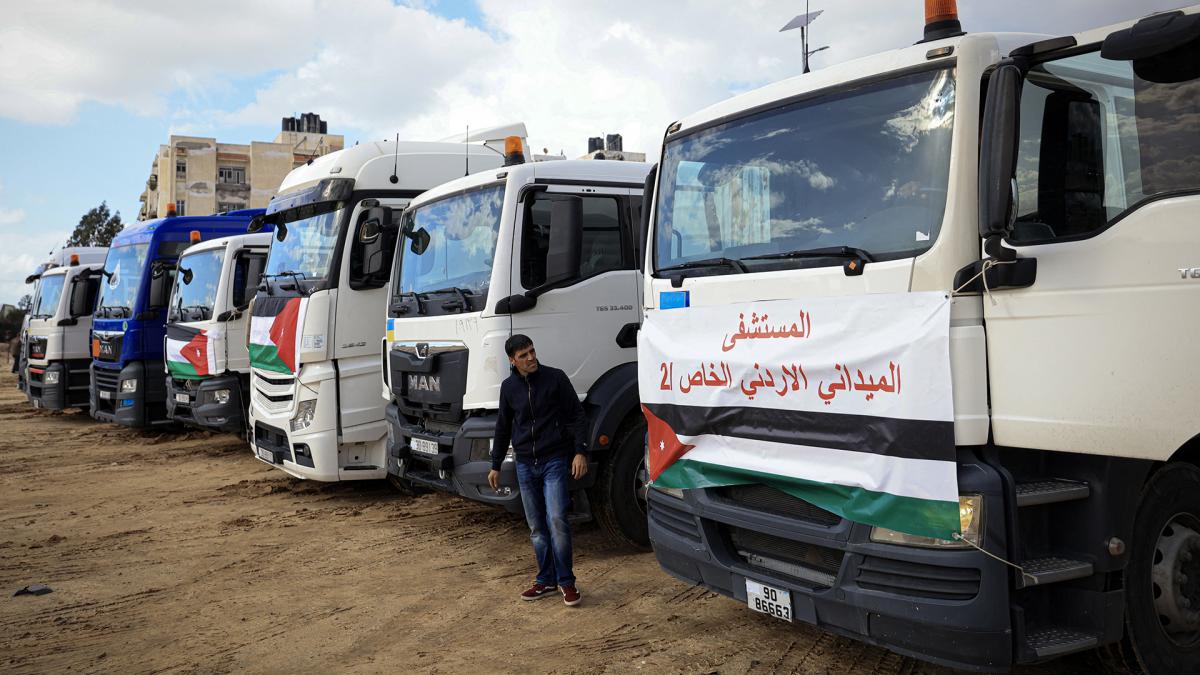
0, 372, 1093, 674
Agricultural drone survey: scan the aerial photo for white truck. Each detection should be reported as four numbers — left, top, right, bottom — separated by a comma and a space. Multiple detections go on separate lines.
643, 3, 1200, 672
21, 246, 109, 403
247, 124, 529, 482
164, 233, 272, 433
24, 250, 108, 410
383, 155, 654, 547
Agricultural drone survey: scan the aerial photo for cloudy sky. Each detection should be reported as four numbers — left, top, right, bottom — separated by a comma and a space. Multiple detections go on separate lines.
0, 0, 1181, 303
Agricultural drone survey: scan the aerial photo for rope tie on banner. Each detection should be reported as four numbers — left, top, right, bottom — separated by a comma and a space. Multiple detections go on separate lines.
951, 533, 1038, 587
950, 258, 1015, 306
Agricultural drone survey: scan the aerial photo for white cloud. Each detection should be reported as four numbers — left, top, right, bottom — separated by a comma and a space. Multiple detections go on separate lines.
0, 228, 71, 305
0, 207, 26, 225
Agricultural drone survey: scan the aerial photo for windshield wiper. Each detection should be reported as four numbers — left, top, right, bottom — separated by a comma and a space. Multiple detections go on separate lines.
421, 286, 474, 312
98, 305, 131, 319
262, 271, 311, 296
392, 291, 425, 315
658, 257, 749, 274
742, 246, 875, 263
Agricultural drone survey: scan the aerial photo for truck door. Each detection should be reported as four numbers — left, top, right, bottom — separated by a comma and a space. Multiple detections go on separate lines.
983, 47, 1200, 459
513, 186, 641, 391
334, 198, 410, 435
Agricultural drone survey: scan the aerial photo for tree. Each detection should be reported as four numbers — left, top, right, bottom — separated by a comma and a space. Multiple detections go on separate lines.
66, 201, 123, 247
17, 294, 32, 311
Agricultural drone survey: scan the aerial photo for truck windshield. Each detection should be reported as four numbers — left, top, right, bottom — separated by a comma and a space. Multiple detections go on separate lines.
96, 243, 150, 318
393, 185, 503, 303
169, 248, 225, 323
655, 68, 955, 274
265, 206, 344, 285
31, 274, 65, 319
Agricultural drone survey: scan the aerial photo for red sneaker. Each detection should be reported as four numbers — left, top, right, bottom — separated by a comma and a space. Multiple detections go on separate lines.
520, 583, 557, 601
561, 585, 581, 606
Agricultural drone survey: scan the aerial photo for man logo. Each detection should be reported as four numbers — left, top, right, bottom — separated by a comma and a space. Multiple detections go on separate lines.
408, 374, 441, 393
415, 342, 430, 359
1179, 267, 1200, 279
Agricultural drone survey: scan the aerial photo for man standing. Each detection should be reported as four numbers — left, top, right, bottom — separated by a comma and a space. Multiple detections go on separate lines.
489, 334, 588, 606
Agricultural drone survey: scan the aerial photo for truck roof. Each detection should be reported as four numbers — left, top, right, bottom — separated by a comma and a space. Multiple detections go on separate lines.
410, 158, 653, 209
109, 209, 266, 248
178, 232, 274, 258
39, 260, 105, 278
274, 123, 531, 197
672, 31, 1047, 138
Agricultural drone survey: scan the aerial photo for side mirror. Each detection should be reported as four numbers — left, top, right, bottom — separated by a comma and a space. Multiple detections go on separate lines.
978, 63, 1022, 261
495, 293, 537, 314
638, 165, 657, 271
409, 227, 431, 255
544, 196, 583, 288
359, 207, 392, 277
238, 254, 266, 309
275, 222, 288, 242
68, 277, 91, 318
247, 215, 265, 233
148, 260, 174, 309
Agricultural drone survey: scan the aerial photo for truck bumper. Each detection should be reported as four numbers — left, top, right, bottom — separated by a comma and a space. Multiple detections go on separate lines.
647, 459, 1013, 672
27, 359, 91, 410
90, 360, 170, 428
386, 404, 524, 513
166, 373, 246, 434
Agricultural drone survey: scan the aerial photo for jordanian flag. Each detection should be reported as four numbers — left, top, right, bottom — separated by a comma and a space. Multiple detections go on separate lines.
639, 292, 960, 540
249, 296, 308, 375
166, 325, 219, 380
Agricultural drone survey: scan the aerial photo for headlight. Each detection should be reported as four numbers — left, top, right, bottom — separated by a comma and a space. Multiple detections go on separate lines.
209, 388, 231, 405
290, 399, 317, 432
120, 378, 138, 393
871, 494, 984, 549
43, 371, 60, 385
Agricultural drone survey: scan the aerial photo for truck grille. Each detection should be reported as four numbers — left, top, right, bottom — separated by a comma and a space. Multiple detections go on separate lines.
714, 484, 841, 528
649, 497, 703, 544
252, 371, 293, 414
727, 526, 844, 589
93, 367, 120, 394
855, 556, 981, 601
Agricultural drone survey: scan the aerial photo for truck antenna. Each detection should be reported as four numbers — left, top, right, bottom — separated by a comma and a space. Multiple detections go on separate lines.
464, 125, 469, 177
389, 133, 399, 184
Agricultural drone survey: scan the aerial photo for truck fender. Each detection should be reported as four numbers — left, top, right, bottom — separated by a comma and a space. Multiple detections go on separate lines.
582, 361, 641, 463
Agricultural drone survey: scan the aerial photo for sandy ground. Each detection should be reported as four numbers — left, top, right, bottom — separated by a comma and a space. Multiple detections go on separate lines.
0, 369, 1097, 674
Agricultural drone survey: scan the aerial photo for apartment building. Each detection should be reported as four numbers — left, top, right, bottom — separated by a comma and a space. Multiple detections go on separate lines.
138, 113, 344, 220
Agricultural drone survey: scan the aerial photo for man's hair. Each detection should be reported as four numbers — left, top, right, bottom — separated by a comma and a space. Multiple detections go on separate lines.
504, 333, 533, 357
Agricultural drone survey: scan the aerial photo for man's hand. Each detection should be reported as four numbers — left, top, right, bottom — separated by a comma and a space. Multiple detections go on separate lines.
487, 469, 500, 490
571, 453, 588, 480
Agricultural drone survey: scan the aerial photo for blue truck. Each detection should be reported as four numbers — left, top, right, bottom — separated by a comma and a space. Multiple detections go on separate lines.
89, 208, 264, 428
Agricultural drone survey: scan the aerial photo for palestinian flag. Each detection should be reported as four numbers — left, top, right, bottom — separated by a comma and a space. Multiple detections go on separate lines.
249, 296, 307, 375
639, 292, 960, 540
166, 325, 219, 380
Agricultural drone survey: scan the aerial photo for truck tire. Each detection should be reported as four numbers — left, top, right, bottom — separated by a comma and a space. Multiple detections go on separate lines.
591, 419, 650, 550
1100, 463, 1200, 674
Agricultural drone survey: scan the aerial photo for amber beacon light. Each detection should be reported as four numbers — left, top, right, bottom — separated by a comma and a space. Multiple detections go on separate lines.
503, 135, 526, 167
922, 0, 965, 42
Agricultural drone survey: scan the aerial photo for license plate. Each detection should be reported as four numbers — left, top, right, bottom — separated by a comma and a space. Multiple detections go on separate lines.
746, 579, 792, 622
99, 390, 112, 400
256, 447, 275, 464
175, 392, 189, 404
410, 437, 439, 455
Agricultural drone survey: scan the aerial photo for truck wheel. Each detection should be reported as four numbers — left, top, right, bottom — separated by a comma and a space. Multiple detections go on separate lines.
1104, 463, 1200, 674
591, 419, 650, 550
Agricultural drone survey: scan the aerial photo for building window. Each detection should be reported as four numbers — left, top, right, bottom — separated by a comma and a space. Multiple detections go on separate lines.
176, 160, 186, 179
218, 166, 246, 185
176, 200, 186, 216
218, 202, 244, 213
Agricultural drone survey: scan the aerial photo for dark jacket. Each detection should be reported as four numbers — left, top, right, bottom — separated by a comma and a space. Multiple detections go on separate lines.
491, 364, 587, 470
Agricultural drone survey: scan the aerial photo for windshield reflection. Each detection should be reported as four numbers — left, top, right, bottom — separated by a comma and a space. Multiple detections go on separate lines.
31, 274, 65, 319
265, 207, 344, 283
393, 186, 503, 304
655, 68, 955, 273
97, 243, 150, 317
169, 248, 225, 323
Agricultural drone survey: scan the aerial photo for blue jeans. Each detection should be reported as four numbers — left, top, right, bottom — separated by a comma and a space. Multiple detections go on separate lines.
516, 455, 574, 587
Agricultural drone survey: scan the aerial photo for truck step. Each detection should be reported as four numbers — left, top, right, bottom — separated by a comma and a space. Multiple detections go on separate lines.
1024, 626, 1099, 659
1015, 479, 1090, 507
1017, 556, 1094, 588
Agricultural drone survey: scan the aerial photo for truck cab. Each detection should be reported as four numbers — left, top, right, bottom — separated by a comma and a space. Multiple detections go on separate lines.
643, 4, 1200, 672
384, 157, 653, 547
164, 233, 272, 433
90, 209, 264, 427
247, 125, 528, 482
25, 254, 107, 410
18, 247, 107, 395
